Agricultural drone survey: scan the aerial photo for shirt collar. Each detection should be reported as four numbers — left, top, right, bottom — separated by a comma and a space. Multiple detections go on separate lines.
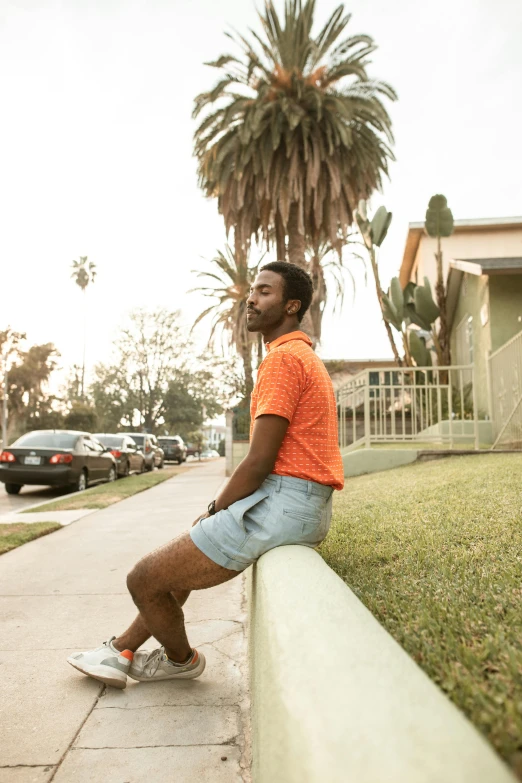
265, 330, 312, 352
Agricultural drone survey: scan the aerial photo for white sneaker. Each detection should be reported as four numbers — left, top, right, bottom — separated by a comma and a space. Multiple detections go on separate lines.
67, 636, 133, 689
129, 647, 205, 682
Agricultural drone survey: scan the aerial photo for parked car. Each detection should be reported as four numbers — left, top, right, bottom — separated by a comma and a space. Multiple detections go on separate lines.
200, 449, 221, 459
186, 442, 201, 458
157, 436, 187, 464
0, 430, 117, 494
120, 433, 163, 471
94, 434, 146, 478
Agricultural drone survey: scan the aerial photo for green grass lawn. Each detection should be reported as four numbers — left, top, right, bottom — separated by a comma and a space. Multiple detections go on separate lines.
0, 522, 62, 555
320, 454, 522, 777
24, 466, 187, 513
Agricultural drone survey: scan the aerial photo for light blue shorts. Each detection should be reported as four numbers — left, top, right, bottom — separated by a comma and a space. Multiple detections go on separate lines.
190, 473, 334, 572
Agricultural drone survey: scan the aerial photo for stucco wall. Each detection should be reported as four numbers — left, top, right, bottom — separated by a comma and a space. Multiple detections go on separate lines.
489, 275, 522, 352
412, 227, 522, 284
449, 273, 491, 416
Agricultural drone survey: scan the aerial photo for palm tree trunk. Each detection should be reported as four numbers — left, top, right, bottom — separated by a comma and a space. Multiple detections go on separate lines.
275, 212, 286, 262
310, 247, 326, 344
287, 202, 306, 268
287, 202, 316, 343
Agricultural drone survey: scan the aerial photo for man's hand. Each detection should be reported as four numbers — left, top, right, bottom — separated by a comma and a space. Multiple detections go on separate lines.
192, 511, 209, 528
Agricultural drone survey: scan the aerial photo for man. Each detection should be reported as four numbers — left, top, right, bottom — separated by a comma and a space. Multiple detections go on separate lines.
68, 261, 344, 689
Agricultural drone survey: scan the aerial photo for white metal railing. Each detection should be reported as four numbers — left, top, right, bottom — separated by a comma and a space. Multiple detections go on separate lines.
489, 329, 522, 449
336, 365, 479, 452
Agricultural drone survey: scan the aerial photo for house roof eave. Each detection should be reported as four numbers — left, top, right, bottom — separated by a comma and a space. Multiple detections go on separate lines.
399, 216, 522, 287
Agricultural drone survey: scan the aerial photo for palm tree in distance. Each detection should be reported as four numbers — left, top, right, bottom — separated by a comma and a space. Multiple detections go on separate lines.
193, 0, 396, 341
190, 245, 260, 401
71, 256, 97, 398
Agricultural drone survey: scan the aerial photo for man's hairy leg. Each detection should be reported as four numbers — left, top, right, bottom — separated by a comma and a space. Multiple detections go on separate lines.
113, 588, 191, 653
123, 531, 238, 662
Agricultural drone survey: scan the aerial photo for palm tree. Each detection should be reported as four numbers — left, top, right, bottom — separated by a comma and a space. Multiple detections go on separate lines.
71, 256, 96, 398
307, 232, 363, 343
190, 245, 260, 400
193, 0, 396, 341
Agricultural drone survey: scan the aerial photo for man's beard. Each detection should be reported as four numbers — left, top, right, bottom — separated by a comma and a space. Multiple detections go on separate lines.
246, 305, 286, 333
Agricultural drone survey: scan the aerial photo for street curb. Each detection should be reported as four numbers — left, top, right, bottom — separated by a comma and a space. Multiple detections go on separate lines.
248, 546, 515, 783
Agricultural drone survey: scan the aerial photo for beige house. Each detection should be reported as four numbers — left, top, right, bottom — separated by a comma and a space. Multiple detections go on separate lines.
400, 216, 522, 444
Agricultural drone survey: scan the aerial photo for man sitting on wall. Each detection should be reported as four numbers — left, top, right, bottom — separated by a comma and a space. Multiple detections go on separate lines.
67, 261, 344, 688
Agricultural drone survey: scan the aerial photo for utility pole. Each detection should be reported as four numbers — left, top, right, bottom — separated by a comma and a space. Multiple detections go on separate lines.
1, 352, 8, 450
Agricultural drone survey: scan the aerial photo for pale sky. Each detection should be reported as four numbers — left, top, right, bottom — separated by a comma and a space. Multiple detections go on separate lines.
1, 0, 521, 385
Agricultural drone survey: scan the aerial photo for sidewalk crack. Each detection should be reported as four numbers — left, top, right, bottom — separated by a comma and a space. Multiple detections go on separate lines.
47, 684, 105, 782
0, 765, 54, 769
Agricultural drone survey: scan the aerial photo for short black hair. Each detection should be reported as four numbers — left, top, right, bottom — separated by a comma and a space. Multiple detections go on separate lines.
260, 261, 313, 322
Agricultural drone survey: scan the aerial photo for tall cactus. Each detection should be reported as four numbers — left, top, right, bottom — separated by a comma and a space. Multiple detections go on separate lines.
356, 201, 402, 366
382, 276, 441, 366
425, 194, 454, 366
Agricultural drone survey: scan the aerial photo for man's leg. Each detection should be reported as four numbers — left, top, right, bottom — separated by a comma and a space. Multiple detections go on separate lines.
124, 530, 238, 662
112, 589, 191, 653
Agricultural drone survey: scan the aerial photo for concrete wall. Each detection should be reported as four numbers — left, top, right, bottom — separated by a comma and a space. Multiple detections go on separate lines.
225, 409, 250, 476
489, 275, 522, 352
249, 546, 515, 783
226, 441, 249, 476
342, 447, 418, 477
418, 420, 493, 445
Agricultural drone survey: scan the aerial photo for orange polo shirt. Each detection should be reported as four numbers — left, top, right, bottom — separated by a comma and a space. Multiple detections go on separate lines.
250, 331, 344, 490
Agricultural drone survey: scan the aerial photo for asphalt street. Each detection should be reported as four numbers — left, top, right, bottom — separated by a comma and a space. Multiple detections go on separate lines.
0, 482, 70, 515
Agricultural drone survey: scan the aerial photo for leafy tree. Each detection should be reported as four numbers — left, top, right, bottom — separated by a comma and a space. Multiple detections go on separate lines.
64, 403, 98, 432
7, 343, 61, 436
1, 328, 26, 444
89, 310, 240, 435
191, 245, 260, 399
187, 430, 207, 460
71, 256, 97, 397
0, 328, 26, 358
90, 363, 136, 433
193, 0, 396, 341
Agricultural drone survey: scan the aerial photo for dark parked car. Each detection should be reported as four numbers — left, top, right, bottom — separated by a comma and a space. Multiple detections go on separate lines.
157, 436, 187, 464
186, 442, 202, 458
0, 430, 117, 495
94, 434, 146, 478
120, 433, 164, 471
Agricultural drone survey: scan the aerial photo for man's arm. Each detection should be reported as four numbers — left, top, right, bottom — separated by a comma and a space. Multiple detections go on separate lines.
215, 414, 289, 510
192, 414, 289, 525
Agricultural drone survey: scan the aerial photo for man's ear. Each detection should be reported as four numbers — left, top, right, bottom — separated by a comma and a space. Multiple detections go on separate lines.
287, 300, 301, 315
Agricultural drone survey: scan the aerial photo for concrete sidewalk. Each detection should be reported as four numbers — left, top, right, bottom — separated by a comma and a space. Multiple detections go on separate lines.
0, 460, 251, 782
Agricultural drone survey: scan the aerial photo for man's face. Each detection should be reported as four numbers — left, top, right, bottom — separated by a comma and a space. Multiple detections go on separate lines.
246, 270, 289, 333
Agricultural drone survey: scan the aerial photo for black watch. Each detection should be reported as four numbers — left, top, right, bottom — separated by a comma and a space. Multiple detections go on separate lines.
207, 500, 216, 516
